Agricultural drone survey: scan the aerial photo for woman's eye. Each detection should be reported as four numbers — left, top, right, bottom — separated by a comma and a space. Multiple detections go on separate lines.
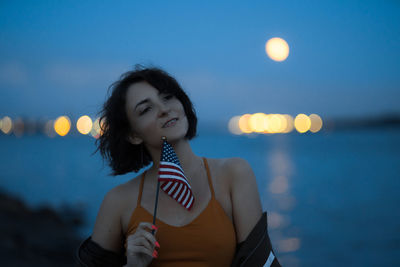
164, 94, 174, 100
139, 107, 151, 115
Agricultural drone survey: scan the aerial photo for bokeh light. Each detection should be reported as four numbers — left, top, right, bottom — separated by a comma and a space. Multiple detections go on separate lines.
269, 114, 284, 133
238, 114, 252, 134
1, 116, 13, 134
90, 117, 104, 138
263, 114, 272, 133
229, 113, 322, 135
282, 114, 294, 133
294, 114, 311, 133
265, 37, 290, 62
249, 113, 267, 133
76, 115, 93, 135
54, 116, 71, 136
309, 114, 323, 133
228, 116, 242, 135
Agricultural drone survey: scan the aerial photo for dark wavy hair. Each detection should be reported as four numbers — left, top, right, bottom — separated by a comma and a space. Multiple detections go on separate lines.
95, 65, 198, 175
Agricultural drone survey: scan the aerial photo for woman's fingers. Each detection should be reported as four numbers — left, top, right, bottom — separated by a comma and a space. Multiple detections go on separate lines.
138, 222, 158, 234
127, 234, 152, 250
126, 222, 159, 256
129, 224, 158, 245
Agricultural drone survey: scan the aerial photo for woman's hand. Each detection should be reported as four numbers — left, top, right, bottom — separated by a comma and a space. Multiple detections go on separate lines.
125, 222, 160, 267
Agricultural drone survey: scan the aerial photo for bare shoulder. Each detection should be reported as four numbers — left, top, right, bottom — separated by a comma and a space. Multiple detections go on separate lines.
209, 157, 252, 185
223, 157, 251, 170
91, 175, 141, 252
220, 157, 263, 243
212, 157, 251, 171
204, 157, 252, 189
102, 175, 141, 211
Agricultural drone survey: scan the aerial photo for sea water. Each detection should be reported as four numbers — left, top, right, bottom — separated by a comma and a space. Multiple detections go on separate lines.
1, 127, 399, 267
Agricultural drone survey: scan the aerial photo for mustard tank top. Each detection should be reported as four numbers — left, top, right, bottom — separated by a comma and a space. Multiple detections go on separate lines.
124, 157, 237, 266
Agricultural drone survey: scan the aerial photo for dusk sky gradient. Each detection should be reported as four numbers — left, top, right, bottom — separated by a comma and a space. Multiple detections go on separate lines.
1, 0, 399, 123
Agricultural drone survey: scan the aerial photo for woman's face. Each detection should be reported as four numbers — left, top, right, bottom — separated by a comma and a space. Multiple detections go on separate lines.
125, 81, 189, 147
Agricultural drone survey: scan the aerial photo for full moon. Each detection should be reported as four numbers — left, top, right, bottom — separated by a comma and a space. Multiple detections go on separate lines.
265, 37, 289, 62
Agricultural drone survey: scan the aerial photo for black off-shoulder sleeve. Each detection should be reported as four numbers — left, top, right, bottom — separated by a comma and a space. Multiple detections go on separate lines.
76, 236, 126, 267
231, 212, 281, 267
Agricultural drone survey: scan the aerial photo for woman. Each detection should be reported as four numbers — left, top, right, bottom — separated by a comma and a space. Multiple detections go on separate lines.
77, 66, 280, 266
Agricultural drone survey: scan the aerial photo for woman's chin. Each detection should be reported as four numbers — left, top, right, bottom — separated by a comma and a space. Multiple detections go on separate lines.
162, 133, 186, 144
162, 130, 188, 143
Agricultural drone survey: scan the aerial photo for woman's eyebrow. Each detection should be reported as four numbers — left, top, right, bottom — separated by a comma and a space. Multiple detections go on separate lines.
134, 98, 150, 111
134, 92, 166, 111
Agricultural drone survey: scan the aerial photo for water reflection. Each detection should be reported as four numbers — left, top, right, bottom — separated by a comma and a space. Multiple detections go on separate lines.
274, 195, 297, 211
268, 212, 291, 230
278, 237, 301, 252
265, 136, 301, 265
269, 175, 288, 194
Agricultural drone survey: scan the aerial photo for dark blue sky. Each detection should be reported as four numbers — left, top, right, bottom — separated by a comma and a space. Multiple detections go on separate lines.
0, 0, 399, 123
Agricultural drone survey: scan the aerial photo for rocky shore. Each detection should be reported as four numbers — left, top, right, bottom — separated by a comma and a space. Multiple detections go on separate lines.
0, 189, 84, 266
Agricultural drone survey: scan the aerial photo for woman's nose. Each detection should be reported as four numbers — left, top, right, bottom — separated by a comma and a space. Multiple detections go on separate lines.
158, 102, 171, 116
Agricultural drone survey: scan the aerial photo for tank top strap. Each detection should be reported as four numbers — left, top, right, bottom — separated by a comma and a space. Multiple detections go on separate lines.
202, 157, 215, 198
136, 171, 146, 208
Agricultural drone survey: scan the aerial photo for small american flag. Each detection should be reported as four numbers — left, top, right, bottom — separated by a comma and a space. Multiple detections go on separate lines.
158, 140, 194, 211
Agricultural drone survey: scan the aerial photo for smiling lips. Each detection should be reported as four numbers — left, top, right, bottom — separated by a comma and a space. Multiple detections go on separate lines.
163, 118, 178, 128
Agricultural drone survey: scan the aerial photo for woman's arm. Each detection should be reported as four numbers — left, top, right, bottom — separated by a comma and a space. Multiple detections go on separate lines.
91, 186, 125, 253
228, 157, 263, 243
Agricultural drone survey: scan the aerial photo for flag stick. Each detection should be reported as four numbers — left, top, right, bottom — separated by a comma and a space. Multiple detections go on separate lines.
152, 136, 166, 235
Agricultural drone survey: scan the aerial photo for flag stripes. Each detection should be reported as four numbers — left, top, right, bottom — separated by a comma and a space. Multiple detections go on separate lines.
158, 140, 195, 210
